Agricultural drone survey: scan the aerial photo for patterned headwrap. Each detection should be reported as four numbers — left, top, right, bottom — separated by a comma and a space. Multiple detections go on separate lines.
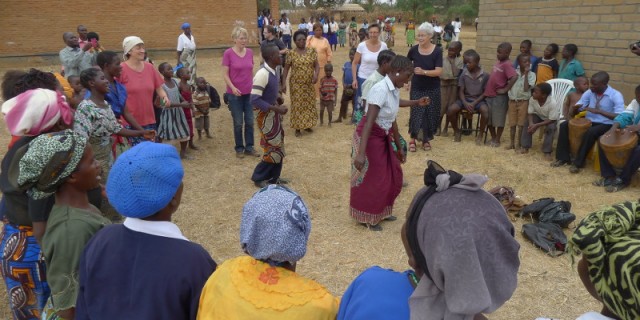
240, 185, 311, 265
407, 161, 520, 320
18, 130, 87, 199
568, 201, 640, 320
1, 88, 73, 136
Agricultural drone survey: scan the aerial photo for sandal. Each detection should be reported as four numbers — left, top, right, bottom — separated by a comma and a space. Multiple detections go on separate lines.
550, 159, 569, 167
384, 215, 397, 221
422, 142, 431, 151
605, 178, 626, 192
409, 140, 417, 152
592, 177, 614, 187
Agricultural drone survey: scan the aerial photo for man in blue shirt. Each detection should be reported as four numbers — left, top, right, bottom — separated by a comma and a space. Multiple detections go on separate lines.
552, 71, 625, 173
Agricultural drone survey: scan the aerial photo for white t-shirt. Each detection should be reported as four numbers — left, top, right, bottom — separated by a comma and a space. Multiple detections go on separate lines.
280, 21, 292, 35
330, 22, 339, 33
307, 22, 314, 31
177, 33, 196, 51
434, 25, 443, 34
356, 41, 389, 80
366, 76, 399, 132
453, 21, 461, 33
322, 23, 329, 33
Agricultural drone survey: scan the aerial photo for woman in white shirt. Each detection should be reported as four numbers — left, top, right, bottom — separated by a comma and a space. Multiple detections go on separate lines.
351, 24, 388, 122
350, 56, 429, 231
176, 22, 197, 84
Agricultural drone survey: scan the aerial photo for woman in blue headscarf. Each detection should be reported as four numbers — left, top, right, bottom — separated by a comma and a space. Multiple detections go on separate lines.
177, 22, 197, 84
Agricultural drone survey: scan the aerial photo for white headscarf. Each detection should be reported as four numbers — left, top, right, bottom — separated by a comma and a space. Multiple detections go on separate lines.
122, 36, 144, 60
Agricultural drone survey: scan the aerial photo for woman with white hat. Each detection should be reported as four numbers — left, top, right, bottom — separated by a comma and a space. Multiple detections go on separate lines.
119, 36, 170, 146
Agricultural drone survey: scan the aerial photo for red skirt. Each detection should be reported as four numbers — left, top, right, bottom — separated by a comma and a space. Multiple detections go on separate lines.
350, 116, 403, 225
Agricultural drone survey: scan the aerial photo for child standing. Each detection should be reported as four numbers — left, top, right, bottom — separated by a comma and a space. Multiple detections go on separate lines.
506, 54, 536, 150
558, 44, 585, 81
17, 130, 110, 319
536, 43, 559, 84
319, 63, 338, 126
484, 42, 518, 147
67, 75, 85, 108
157, 62, 191, 159
438, 41, 463, 136
192, 77, 220, 139
335, 48, 357, 124
250, 45, 289, 188
512, 40, 538, 73
563, 76, 589, 119
177, 68, 198, 150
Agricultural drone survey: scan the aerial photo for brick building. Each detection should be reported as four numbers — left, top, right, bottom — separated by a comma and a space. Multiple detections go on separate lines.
0, 0, 258, 57
477, 0, 640, 100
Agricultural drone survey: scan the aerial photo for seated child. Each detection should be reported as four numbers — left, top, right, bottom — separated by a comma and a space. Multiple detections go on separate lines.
319, 63, 338, 126
192, 77, 221, 139
563, 76, 589, 120
536, 43, 559, 84
506, 54, 536, 151
446, 50, 490, 145
75, 142, 216, 319
17, 130, 111, 319
520, 83, 559, 160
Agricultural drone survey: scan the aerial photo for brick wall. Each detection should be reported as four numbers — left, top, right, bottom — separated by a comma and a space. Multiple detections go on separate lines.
477, 0, 640, 100
0, 0, 258, 57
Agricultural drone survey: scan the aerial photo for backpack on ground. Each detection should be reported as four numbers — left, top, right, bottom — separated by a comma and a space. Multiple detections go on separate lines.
522, 222, 567, 257
538, 201, 575, 228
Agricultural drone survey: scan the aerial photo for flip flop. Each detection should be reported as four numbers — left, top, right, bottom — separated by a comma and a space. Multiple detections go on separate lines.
422, 142, 431, 151
409, 141, 417, 152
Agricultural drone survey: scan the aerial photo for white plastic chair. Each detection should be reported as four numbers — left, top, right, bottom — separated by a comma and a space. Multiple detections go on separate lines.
547, 79, 575, 123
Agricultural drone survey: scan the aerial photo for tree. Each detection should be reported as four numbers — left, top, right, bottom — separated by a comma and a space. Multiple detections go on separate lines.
396, 0, 433, 20
362, 0, 377, 12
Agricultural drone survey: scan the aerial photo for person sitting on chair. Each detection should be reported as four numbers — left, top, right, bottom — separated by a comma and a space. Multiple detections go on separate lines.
551, 71, 625, 173
446, 50, 489, 145
593, 84, 640, 192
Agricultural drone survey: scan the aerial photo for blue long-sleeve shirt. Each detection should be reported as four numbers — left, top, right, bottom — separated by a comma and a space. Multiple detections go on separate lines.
577, 86, 625, 125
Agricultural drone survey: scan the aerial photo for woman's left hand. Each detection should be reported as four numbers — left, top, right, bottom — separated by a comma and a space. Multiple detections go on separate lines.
396, 149, 406, 163
417, 97, 431, 106
162, 96, 171, 108
143, 130, 156, 141
354, 153, 366, 171
414, 67, 425, 75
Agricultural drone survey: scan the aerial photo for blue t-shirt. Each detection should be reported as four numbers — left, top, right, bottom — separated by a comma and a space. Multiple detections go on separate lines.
83, 80, 128, 118
337, 266, 414, 320
343, 61, 358, 85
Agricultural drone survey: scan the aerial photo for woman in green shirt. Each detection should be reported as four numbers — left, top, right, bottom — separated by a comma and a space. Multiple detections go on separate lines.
18, 130, 110, 320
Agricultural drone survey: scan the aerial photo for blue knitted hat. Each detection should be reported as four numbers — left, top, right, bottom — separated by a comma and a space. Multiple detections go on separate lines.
106, 142, 184, 218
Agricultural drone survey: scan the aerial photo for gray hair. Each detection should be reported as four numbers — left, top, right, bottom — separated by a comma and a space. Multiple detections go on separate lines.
417, 22, 434, 37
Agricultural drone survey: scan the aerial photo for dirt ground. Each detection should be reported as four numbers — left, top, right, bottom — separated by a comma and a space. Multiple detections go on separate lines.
1, 29, 637, 319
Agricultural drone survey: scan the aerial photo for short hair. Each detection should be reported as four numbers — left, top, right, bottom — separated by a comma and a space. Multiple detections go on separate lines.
87, 32, 99, 41
231, 27, 248, 39
80, 68, 101, 89
293, 30, 306, 41
536, 83, 552, 96
67, 75, 79, 83
521, 39, 532, 47
574, 76, 588, 86
591, 71, 609, 84
368, 23, 381, 32
463, 49, 480, 63
635, 84, 640, 94
261, 44, 279, 61
417, 22, 435, 37
449, 41, 462, 50
313, 22, 323, 31
13, 69, 58, 96
265, 25, 276, 35
498, 42, 512, 51
349, 47, 357, 55
2, 70, 27, 100
564, 43, 578, 56
548, 43, 559, 55
389, 55, 413, 72
158, 62, 170, 72
517, 54, 530, 64
377, 49, 397, 66
176, 67, 188, 77
97, 51, 118, 69
324, 63, 333, 72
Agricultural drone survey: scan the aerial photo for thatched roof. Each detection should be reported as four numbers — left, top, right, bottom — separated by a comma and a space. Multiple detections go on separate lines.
334, 3, 365, 12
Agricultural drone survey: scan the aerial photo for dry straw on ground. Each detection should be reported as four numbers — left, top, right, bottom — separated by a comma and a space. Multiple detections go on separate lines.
0, 29, 635, 319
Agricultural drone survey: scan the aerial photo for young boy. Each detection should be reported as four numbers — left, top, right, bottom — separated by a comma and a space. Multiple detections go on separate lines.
319, 63, 338, 126
75, 142, 216, 318
250, 45, 288, 188
536, 43, 559, 84
506, 54, 536, 150
512, 40, 538, 73
335, 48, 357, 123
520, 83, 559, 160
484, 42, 518, 147
67, 75, 85, 108
177, 67, 198, 150
446, 50, 490, 145
439, 41, 463, 137
192, 77, 220, 139
558, 43, 585, 81
563, 76, 589, 120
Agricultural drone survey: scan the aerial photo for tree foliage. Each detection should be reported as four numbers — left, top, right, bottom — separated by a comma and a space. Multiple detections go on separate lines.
396, 0, 434, 20
446, 3, 477, 21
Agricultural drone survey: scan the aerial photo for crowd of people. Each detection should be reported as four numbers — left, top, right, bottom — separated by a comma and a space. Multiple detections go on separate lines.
0, 10, 639, 320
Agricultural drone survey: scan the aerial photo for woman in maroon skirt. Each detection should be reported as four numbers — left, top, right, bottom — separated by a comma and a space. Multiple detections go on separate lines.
351, 55, 430, 231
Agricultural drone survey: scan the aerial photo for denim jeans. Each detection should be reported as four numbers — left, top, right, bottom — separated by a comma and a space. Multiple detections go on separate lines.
228, 94, 255, 153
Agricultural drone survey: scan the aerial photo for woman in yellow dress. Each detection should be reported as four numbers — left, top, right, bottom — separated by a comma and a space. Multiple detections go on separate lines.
306, 23, 332, 96
197, 185, 339, 320
283, 30, 320, 137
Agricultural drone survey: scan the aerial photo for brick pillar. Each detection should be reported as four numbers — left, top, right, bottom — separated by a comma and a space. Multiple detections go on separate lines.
271, 0, 279, 20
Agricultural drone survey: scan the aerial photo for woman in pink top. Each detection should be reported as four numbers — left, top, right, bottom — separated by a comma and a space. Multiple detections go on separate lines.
222, 27, 258, 158
118, 36, 169, 146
